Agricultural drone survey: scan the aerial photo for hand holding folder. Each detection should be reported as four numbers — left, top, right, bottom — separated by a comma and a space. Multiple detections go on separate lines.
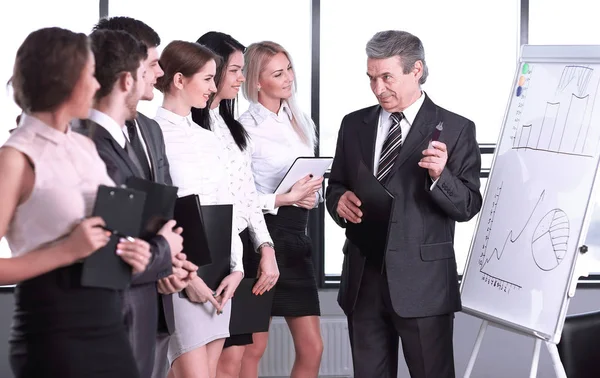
346, 161, 394, 260
173, 195, 233, 290
229, 278, 275, 335
81, 185, 146, 290
125, 176, 178, 241
274, 157, 333, 195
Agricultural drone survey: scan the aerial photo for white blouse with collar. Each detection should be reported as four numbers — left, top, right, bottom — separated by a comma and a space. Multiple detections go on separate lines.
238, 102, 318, 215
154, 107, 243, 273
209, 108, 273, 250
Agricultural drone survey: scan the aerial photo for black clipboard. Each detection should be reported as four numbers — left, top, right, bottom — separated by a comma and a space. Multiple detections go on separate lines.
125, 176, 178, 241
81, 185, 146, 290
229, 278, 275, 335
346, 161, 394, 260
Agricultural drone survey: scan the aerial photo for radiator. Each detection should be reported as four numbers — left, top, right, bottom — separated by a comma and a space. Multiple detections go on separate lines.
258, 317, 353, 377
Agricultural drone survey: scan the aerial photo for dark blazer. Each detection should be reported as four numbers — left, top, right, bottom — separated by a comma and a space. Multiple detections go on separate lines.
75, 117, 172, 378
135, 112, 176, 337
326, 94, 482, 319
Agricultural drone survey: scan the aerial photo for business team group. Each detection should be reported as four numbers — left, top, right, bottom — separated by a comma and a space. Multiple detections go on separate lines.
0, 14, 482, 378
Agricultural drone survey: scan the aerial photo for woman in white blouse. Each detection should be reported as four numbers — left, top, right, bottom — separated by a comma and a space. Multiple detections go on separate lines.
190, 32, 280, 378
238, 41, 324, 378
154, 40, 244, 378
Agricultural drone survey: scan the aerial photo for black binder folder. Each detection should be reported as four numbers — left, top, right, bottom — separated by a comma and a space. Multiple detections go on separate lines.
346, 161, 394, 260
125, 176, 178, 241
196, 204, 233, 290
174, 196, 233, 291
174, 195, 212, 267
81, 185, 146, 290
229, 278, 275, 335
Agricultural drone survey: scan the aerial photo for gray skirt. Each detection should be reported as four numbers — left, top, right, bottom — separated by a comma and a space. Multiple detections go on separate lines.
167, 289, 232, 365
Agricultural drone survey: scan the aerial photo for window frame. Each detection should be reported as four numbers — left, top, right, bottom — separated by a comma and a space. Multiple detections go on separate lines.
5, 0, 600, 290
308, 0, 600, 287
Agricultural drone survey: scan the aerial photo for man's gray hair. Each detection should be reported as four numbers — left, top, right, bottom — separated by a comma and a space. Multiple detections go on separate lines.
366, 30, 429, 85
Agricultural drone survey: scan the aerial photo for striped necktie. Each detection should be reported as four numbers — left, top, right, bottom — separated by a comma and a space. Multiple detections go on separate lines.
377, 112, 404, 181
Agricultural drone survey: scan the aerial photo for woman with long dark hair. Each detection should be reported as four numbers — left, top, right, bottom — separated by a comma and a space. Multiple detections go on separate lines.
191, 31, 280, 378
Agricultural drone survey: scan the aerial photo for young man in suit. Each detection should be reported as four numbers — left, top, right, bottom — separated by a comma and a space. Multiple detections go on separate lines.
76, 29, 186, 378
326, 30, 483, 378
91, 17, 197, 378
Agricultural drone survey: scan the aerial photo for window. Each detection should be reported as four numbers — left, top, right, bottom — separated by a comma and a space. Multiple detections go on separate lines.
324, 178, 345, 275
109, 0, 312, 119
0, 238, 8, 259
0, 0, 100, 259
529, 0, 600, 45
320, 0, 519, 277
530, 0, 600, 275
0, 0, 99, 143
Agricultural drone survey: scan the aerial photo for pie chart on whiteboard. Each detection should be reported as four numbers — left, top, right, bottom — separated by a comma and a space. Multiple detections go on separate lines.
531, 209, 570, 271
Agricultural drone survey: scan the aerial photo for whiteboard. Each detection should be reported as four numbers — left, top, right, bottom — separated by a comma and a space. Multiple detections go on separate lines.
460, 45, 600, 342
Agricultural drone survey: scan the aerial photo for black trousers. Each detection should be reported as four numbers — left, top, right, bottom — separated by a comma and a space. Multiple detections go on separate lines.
348, 263, 455, 378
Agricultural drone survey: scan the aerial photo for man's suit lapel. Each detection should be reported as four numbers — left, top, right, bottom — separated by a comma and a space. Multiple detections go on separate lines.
85, 119, 142, 178
135, 117, 156, 180
360, 106, 381, 174
388, 95, 440, 176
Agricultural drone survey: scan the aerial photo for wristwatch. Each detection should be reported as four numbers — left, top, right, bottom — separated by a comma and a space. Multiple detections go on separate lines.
258, 242, 275, 253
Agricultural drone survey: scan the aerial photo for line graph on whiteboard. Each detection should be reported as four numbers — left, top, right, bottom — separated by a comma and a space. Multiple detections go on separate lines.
510, 65, 600, 158
478, 182, 570, 294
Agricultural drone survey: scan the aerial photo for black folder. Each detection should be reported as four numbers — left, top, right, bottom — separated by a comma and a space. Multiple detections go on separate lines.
196, 204, 233, 290
173, 195, 212, 267
346, 161, 394, 260
125, 176, 178, 241
229, 278, 275, 335
81, 185, 146, 290
174, 196, 233, 291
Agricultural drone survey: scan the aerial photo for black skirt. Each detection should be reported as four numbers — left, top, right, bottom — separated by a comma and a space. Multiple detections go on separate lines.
247, 206, 320, 317
9, 264, 139, 378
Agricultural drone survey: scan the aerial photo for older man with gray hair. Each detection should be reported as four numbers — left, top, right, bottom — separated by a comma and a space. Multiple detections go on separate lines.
326, 30, 482, 377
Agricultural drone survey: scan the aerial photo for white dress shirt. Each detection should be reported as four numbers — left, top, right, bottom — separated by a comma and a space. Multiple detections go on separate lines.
155, 107, 243, 274
373, 93, 438, 189
239, 102, 317, 215
209, 108, 273, 250
373, 93, 425, 172
128, 119, 152, 168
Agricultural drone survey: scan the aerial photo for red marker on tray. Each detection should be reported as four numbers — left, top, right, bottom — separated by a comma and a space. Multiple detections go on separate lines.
428, 122, 443, 149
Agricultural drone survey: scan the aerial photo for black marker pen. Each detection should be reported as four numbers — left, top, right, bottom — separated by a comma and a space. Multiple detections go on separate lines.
97, 225, 135, 243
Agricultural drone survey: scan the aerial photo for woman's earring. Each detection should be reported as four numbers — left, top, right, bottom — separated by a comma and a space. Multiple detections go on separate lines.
257, 87, 261, 92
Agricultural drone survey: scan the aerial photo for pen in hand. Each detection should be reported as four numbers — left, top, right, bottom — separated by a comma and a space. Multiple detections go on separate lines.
428, 122, 443, 149
96, 225, 135, 243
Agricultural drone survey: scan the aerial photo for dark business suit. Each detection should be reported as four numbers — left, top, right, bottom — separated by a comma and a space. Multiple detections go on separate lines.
326, 94, 482, 378
76, 116, 173, 378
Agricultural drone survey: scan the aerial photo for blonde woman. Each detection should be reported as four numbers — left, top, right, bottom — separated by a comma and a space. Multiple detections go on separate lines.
238, 41, 324, 378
